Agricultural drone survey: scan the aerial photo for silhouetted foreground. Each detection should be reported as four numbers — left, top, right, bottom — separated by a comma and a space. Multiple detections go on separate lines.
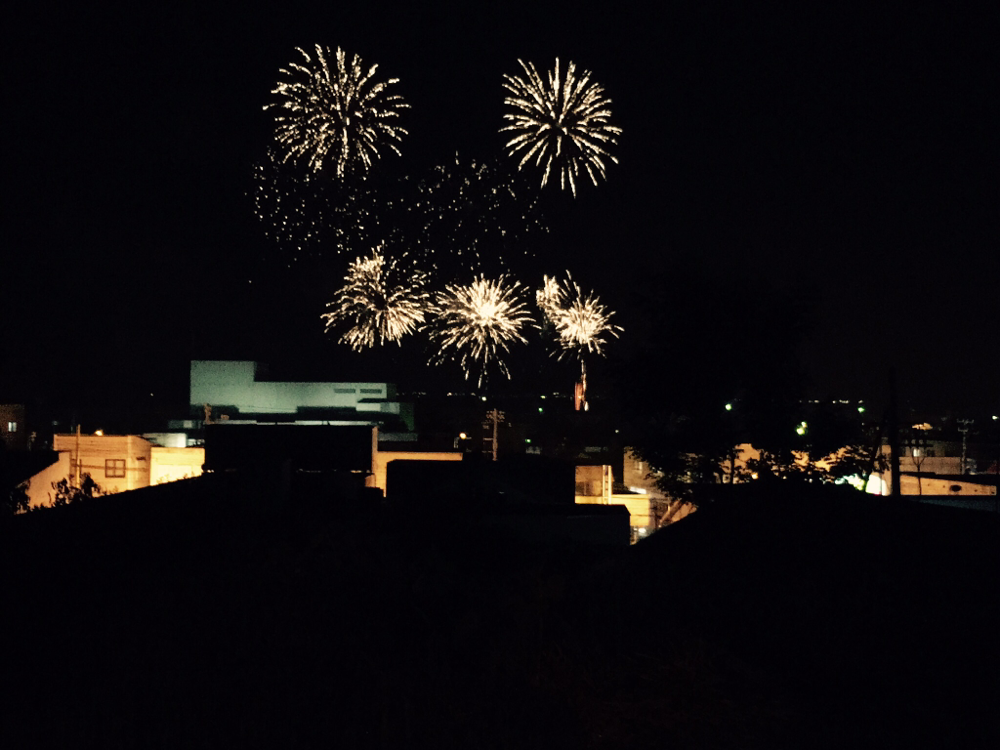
2, 480, 997, 748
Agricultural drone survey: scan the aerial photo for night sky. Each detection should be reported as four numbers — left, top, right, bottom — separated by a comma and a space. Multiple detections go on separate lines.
3, 2, 996, 417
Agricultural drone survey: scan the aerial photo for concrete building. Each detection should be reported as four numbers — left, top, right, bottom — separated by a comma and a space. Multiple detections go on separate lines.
189, 360, 412, 429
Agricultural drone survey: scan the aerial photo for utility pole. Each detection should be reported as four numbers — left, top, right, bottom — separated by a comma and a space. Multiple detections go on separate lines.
887, 368, 900, 496
483, 409, 505, 461
74, 423, 82, 487
957, 419, 973, 475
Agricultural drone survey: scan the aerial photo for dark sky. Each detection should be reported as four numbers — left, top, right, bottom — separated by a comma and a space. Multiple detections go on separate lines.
2, 2, 997, 417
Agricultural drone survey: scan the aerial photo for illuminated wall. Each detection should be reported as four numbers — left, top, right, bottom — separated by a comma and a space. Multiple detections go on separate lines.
371, 450, 463, 493
150, 447, 205, 485
189, 360, 401, 422
24, 452, 71, 509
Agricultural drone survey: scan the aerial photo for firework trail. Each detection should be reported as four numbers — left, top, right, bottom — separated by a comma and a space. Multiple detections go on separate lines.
266, 45, 409, 176
501, 59, 622, 196
430, 275, 536, 386
322, 245, 431, 350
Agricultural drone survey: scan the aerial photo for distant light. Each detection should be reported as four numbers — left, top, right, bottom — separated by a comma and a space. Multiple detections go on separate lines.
993, 415, 998, 421
638, 528, 647, 536
481, 396, 487, 402
540, 395, 546, 399
538, 407, 543, 413
459, 432, 467, 440
725, 403, 733, 411
525, 438, 532, 444
857, 406, 865, 414
796, 421, 807, 436
94, 430, 104, 437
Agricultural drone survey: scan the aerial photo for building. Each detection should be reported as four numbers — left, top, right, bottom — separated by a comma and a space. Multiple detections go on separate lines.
188, 360, 412, 429
574, 460, 662, 539
0, 404, 27, 450
19, 433, 205, 508
52, 433, 153, 494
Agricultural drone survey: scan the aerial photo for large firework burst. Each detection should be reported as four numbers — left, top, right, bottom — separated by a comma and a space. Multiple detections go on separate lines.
266, 45, 409, 176
430, 276, 536, 386
501, 59, 622, 196
322, 246, 431, 350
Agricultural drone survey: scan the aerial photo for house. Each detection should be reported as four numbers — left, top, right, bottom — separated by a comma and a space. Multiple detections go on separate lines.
52, 433, 153, 495
17, 433, 205, 508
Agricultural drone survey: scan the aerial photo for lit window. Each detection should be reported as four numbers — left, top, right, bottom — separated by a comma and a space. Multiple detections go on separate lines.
105, 459, 126, 478
7, 421, 16, 433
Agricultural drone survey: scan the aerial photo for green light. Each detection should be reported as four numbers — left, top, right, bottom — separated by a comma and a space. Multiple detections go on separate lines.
525, 438, 532, 444
796, 421, 808, 436
858, 406, 866, 414
725, 403, 733, 411
538, 407, 543, 413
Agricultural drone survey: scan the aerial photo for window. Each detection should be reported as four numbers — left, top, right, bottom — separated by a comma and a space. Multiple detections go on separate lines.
105, 459, 126, 478
360, 388, 382, 394
334, 388, 356, 394
7, 421, 16, 433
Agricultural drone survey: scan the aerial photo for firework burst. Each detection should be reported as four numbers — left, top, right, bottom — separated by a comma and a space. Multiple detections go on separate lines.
430, 275, 536, 386
322, 246, 431, 350
266, 45, 409, 176
554, 277, 621, 359
537, 273, 621, 357
501, 58, 622, 196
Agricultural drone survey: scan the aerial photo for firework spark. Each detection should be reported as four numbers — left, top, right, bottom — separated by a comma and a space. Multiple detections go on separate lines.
409, 155, 547, 274
322, 246, 431, 350
536, 274, 564, 324
430, 276, 536, 386
252, 152, 547, 272
501, 59, 622, 196
266, 45, 409, 176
